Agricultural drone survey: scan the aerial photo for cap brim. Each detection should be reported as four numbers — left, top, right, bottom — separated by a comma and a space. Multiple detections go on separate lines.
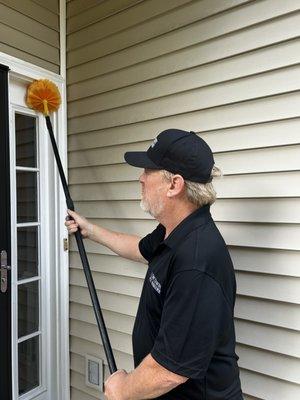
124, 151, 161, 169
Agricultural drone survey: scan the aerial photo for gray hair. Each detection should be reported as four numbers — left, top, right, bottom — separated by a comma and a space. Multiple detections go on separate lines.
161, 165, 223, 207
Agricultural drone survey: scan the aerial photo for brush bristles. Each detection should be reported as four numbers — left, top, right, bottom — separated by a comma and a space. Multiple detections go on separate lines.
26, 79, 61, 115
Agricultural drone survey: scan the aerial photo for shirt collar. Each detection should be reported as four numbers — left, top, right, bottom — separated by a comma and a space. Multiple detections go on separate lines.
161, 204, 212, 249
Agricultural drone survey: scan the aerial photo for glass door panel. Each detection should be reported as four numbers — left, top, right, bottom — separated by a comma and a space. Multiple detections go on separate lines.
15, 113, 37, 168
18, 281, 39, 338
17, 227, 38, 280
15, 112, 41, 397
16, 171, 38, 223
18, 336, 40, 396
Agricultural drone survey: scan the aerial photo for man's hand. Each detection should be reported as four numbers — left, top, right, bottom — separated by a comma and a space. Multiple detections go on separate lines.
104, 369, 128, 400
65, 209, 93, 238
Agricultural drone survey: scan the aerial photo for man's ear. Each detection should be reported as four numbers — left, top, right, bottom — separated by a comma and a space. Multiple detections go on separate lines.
167, 175, 185, 197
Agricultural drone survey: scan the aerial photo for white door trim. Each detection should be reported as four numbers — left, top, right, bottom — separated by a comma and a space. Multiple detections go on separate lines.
0, 50, 70, 400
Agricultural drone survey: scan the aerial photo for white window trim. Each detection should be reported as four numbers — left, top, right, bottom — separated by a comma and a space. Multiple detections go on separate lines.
0, 49, 70, 400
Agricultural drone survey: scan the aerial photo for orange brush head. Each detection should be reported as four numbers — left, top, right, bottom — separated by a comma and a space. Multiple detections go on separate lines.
26, 79, 61, 116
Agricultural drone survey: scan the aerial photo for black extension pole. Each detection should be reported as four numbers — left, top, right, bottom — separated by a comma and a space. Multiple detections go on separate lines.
45, 116, 117, 374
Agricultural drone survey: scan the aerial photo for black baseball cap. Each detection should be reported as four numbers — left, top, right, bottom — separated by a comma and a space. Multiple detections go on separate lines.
124, 129, 215, 183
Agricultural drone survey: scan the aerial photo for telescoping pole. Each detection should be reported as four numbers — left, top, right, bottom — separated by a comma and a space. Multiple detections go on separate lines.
45, 116, 117, 374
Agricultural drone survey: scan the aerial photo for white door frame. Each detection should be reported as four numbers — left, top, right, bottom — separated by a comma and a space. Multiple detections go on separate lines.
0, 50, 69, 400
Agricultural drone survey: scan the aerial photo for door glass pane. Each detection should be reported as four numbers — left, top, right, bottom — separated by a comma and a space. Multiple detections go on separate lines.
17, 227, 38, 279
15, 114, 37, 167
18, 336, 40, 395
17, 171, 38, 223
18, 281, 39, 338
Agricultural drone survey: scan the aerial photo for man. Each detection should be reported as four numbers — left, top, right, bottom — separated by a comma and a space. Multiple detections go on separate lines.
65, 129, 243, 400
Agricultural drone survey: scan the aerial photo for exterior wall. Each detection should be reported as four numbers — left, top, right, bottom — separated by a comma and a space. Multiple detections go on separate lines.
67, 1, 300, 399
0, 0, 60, 73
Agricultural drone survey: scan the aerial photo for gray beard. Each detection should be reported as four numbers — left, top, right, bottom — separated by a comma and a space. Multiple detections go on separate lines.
140, 198, 162, 218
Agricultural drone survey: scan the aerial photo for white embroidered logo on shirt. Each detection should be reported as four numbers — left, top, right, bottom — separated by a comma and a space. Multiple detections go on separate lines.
151, 137, 158, 148
149, 272, 161, 294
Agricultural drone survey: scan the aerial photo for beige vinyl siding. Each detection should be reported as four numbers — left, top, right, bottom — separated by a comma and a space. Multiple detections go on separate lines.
0, 0, 59, 73
67, 1, 300, 399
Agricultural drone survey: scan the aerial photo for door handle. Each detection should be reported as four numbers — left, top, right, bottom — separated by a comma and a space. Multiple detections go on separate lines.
1, 250, 10, 293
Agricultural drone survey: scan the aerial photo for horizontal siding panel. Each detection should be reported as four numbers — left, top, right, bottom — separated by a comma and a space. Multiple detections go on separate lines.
69, 171, 300, 200
68, 0, 140, 33
0, 23, 59, 65
68, 0, 193, 49
70, 181, 140, 200
70, 303, 134, 335
69, 163, 139, 184
71, 353, 93, 380
67, 11, 300, 83
200, 118, 300, 153
68, 64, 300, 118
237, 344, 300, 384
68, 38, 300, 101
70, 252, 146, 278
67, 0, 100, 18
74, 200, 150, 219
68, 116, 300, 152
70, 335, 134, 370
235, 296, 300, 330
68, 0, 250, 65
240, 368, 300, 399
70, 267, 143, 297
68, 0, 300, 67
69, 141, 144, 167
243, 396, 262, 400
70, 242, 131, 258
33, 0, 58, 15
0, 3, 59, 47
218, 222, 300, 251
0, 42, 59, 73
70, 238, 134, 259
235, 319, 300, 358
212, 198, 300, 224
70, 285, 139, 317
236, 271, 300, 303
214, 171, 300, 199
229, 247, 300, 278
70, 319, 133, 354
71, 370, 105, 400
73, 198, 300, 224
68, 91, 300, 135
2, 0, 59, 30
215, 145, 300, 175
71, 386, 99, 400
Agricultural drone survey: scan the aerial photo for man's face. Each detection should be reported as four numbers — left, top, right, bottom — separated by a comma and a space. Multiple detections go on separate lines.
139, 169, 168, 218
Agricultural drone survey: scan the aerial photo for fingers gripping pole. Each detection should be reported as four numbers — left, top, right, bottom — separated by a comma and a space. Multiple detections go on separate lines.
45, 116, 117, 374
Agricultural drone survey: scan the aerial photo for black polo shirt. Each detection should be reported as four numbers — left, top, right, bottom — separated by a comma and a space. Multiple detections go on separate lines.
132, 204, 243, 400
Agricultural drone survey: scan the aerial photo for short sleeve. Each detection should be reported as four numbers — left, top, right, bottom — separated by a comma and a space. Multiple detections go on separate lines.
151, 270, 229, 379
138, 224, 166, 262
